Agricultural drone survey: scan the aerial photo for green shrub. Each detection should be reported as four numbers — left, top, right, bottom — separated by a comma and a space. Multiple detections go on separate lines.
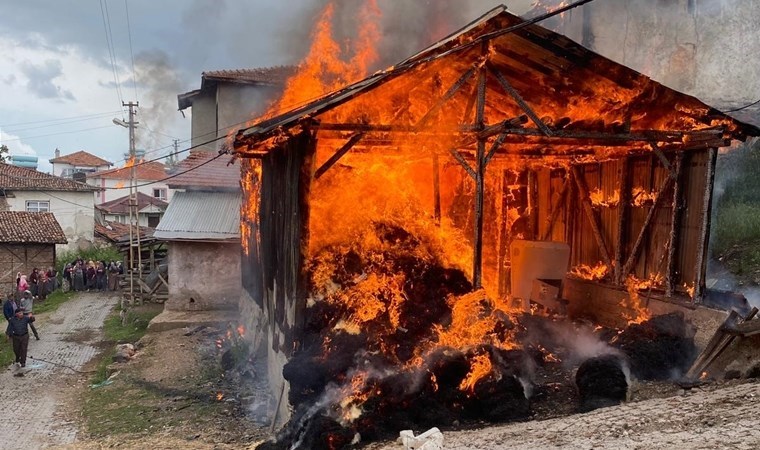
712, 203, 760, 256
56, 246, 121, 275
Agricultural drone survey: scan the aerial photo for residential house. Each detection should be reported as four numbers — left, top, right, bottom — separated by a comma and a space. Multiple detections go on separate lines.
0, 163, 97, 252
49, 150, 112, 179
86, 161, 170, 205
0, 211, 67, 292
96, 192, 168, 228
177, 66, 295, 152
154, 151, 241, 312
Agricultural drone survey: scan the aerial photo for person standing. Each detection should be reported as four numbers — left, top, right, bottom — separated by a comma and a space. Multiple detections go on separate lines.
19, 291, 39, 340
3, 293, 17, 322
108, 261, 120, 291
7, 308, 34, 367
28, 268, 39, 298
73, 262, 84, 292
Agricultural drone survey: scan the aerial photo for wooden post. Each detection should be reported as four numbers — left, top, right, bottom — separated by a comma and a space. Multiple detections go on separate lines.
472, 59, 487, 289
528, 170, 538, 240
571, 165, 613, 270
416, 66, 477, 128
666, 153, 684, 297
694, 148, 718, 302
614, 157, 630, 284
621, 175, 675, 280
541, 172, 570, 241
432, 152, 442, 224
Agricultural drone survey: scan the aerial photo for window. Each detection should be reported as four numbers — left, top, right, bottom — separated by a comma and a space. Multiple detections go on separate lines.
152, 188, 167, 201
26, 200, 50, 212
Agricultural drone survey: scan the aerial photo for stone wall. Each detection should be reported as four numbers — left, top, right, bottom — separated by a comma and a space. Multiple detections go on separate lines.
165, 241, 241, 311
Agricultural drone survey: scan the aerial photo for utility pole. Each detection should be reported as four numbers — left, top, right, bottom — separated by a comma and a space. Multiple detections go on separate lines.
124, 101, 140, 316
170, 139, 180, 167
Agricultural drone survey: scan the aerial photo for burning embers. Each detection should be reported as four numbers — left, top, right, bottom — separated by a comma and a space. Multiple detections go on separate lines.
258, 221, 697, 449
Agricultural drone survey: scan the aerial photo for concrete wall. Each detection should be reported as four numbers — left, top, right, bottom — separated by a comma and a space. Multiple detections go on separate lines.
560, 0, 760, 107
165, 241, 241, 311
6, 190, 95, 252
190, 91, 218, 151
51, 162, 110, 178
190, 83, 283, 153
87, 176, 172, 204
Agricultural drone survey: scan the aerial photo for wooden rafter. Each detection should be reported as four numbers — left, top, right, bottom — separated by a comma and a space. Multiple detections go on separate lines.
486, 62, 553, 136
313, 133, 365, 179
416, 66, 477, 128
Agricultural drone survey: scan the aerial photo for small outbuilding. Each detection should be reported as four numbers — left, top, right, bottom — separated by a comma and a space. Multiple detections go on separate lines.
0, 211, 67, 293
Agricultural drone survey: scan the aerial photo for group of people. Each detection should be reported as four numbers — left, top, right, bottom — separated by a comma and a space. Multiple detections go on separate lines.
62, 259, 122, 292
16, 267, 57, 301
3, 290, 38, 368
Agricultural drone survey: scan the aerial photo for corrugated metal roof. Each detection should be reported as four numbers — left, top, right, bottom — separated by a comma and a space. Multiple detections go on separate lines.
154, 191, 240, 241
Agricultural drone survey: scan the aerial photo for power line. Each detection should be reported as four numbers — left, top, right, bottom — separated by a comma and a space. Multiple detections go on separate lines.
0, 111, 122, 128
124, 0, 139, 102
0, 125, 114, 142
3, 113, 123, 134
723, 98, 760, 114
99, 0, 124, 111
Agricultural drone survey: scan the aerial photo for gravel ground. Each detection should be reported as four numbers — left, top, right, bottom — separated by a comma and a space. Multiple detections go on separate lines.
369, 380, 760, 450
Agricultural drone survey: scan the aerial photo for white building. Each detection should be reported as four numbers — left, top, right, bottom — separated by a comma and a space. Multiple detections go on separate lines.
97, 192, 168, 228
49, 150, 112, 179
86, 161, 172, 205
0, 163, 98, 252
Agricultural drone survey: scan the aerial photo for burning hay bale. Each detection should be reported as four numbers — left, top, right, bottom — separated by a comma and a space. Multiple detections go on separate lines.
575, 354, 629, 412
611, 312, 697, 380
269, 222, 535, 448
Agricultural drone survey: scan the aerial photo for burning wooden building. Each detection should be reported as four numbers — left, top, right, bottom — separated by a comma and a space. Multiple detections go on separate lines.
232, 4, 759, 439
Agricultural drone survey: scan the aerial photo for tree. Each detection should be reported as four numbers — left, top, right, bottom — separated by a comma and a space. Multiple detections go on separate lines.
0, 144, 7, 163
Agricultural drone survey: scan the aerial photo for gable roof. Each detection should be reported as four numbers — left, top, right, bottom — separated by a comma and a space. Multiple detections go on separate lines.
166, 151, 240, 190
178, 66, 296, 110
95, 220, 153, 243
154, 191, 240, 242
0, 163, 98, 192
0, 212, 67, 244
234, 6, 759, 158
88, 161, 167, 181
49, 150, 112, 167
97, 192, 169, 215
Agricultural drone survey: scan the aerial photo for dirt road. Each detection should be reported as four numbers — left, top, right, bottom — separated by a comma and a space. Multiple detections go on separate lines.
371, 380, 760, 449
0, 292, 117, 450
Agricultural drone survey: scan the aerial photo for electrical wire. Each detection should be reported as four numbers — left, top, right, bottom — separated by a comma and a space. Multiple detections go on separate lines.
0, 111, 122, 129
124, 0, 139, 102
0, 125, 114, 142
723, 99, 760, 113
99, 0, 124, 110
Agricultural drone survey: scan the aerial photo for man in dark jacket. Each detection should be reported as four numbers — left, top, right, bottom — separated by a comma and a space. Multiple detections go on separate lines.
7, 308, 34, 367
2, 293, 17, 321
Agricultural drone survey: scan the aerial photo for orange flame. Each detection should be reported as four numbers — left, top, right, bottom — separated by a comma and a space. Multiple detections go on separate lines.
570, 262, 609, 281
632, 187, 658, 207
589, 188, 620, 207
458, 352, 493, 392
621, 274, 659, 324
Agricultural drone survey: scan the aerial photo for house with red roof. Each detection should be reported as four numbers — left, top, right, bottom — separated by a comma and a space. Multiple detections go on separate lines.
86, 160, 170, 205
49, 149, 112, 179
0, 162, 97, 251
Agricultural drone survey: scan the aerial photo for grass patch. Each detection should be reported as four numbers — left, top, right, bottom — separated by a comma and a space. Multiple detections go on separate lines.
34, 289, 75, 315
82, 381, 171, 436
91, 306, 161, 384
712, 203, 760, 257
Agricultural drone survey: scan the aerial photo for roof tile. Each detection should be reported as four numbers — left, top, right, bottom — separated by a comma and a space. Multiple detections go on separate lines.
202, 66, 296, 85
88, 161, 167, 181
0, 163, 98, 192
167, 151, 240, 190
0, 212, 68, 244
97, 192, 169, 215
49, 150, 112, 167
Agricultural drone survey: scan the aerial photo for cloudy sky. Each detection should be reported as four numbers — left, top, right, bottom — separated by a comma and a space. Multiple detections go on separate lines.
0, 0, 539, 173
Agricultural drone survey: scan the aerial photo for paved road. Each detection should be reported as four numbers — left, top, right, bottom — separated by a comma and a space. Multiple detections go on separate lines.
0, 292, 118, 450
372, 380, 760, 449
